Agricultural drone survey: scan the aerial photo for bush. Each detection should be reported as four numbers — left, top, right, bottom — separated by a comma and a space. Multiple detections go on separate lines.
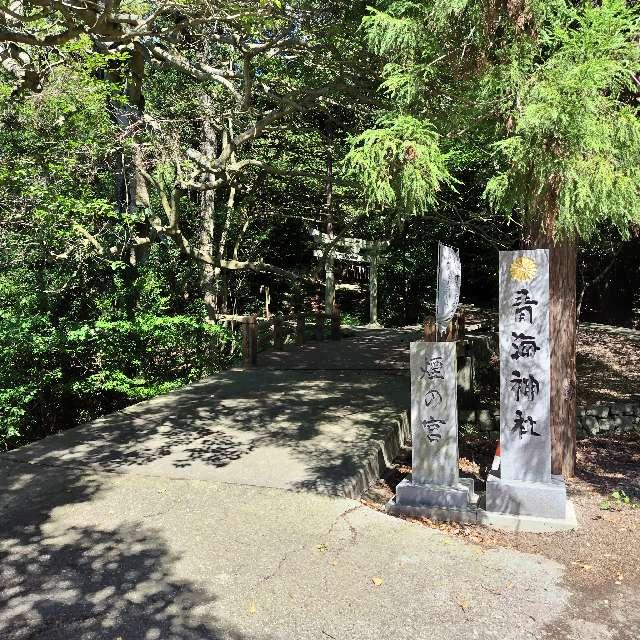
0, 313, 239, 450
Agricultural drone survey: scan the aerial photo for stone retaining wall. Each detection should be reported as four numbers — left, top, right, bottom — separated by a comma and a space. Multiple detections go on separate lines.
576, 402, 640, 437
459, 402, 640, 439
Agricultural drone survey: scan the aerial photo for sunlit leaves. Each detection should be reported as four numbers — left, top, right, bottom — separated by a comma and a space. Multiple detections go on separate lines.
344, 114, 454, 218
485, 0, 640, 239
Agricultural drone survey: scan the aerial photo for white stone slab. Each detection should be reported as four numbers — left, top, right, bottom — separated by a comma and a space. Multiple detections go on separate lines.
478, 499, 577, 532
485, 473, 567, 519
499, 250, 551, 483
395, 476, 474, 510
410, 342, 459, 487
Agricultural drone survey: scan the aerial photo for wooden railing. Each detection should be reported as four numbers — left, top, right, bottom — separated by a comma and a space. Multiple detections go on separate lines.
231, 310, 341, 367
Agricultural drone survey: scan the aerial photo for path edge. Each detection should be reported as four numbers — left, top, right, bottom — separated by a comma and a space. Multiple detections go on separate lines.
341, 411, 410, 499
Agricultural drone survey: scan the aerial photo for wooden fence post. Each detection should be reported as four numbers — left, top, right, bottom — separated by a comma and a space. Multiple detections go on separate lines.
445, 317, 456, 342
296, 313, 306, 345
457, 310, 466, 340
242, 315, 258, 366
423, 316, 436, 342
314, 311, 324, 341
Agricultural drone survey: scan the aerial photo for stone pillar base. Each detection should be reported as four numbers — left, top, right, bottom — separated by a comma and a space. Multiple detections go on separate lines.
485, 473, 567, 520
386, 476, 478, 523
394, 476, 476, 510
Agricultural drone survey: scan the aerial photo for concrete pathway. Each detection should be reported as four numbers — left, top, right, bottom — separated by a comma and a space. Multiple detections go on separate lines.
2, 329, 416, 497
0, 459, 570, 640
0, 329, 574, 639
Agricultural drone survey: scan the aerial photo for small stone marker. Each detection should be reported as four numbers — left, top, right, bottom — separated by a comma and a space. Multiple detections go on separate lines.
296, 313, 306, 345
485, 249, 568, 521
391, 341, 475, 514
242, 316, 258, 366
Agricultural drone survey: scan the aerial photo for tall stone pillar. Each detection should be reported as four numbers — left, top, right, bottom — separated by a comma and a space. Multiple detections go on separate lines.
484, 250, 571, 523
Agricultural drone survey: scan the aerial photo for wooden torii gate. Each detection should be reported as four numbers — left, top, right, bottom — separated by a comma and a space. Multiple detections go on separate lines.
312, 230, 389, 326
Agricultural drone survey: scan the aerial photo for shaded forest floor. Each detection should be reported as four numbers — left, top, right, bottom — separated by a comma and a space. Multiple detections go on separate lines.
576, 327, 640, 404
462, 306, 640, 404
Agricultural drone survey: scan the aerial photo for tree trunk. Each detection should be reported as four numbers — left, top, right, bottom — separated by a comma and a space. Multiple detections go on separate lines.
198, 93, 219, 320
324, 152, 335, 312
199, 187, 218, 319
523, 210, 577, 477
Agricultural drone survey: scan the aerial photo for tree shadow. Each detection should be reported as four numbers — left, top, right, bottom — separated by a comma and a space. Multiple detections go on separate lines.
574, 434, 640, 499
4, 367, 409, 496
0, 459, 258, 640
576, 337, 640, 404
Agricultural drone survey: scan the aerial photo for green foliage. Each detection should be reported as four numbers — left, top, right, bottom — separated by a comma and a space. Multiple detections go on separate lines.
484, 0, 640, 239
0, 313, 238, 450
340, 311, 365, 326
360, 0, 640, 240
599, 488, 638, 510
344, 115, 454, 218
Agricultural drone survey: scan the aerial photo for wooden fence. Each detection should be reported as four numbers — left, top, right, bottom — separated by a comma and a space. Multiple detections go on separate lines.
216, 310, 341, 367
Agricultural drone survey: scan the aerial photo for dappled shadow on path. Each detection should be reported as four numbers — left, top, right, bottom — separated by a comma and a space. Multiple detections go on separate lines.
258, 327, 418, 371
4, 365, 409, 496
0, 460, 258, 640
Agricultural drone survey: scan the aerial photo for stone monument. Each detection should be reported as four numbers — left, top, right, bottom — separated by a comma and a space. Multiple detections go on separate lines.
388, 341, 476, 519
483, 249, 571, 524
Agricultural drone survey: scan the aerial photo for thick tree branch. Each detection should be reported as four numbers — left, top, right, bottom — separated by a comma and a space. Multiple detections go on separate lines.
145, 42, 242, 103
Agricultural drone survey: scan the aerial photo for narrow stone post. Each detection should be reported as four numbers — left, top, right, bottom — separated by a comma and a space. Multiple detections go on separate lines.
325, 256, 336, 313
242, 315, 258, 366
264, 286, 271, 320
330, 307, 341, 340
314, 311, 324, 341
369, 245, 379, 326
273, 314, 285, 350
296, 312, 306, 345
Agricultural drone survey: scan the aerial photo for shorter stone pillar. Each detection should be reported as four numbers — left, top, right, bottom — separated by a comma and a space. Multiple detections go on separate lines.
242, 315, 258, 366
295, 313, 306, 346
388, 342, 476, 520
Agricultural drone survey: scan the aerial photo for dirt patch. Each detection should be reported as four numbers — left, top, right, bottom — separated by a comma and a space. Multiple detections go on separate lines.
577, 328, 640, 404
362, 434, 640, 639
461, 306, 640, 404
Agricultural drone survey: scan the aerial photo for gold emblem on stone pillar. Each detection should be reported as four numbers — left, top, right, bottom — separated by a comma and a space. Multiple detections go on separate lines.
509, 256, 538, 282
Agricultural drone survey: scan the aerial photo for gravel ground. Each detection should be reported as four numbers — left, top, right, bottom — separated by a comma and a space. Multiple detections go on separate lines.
577, 328, 640, 403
